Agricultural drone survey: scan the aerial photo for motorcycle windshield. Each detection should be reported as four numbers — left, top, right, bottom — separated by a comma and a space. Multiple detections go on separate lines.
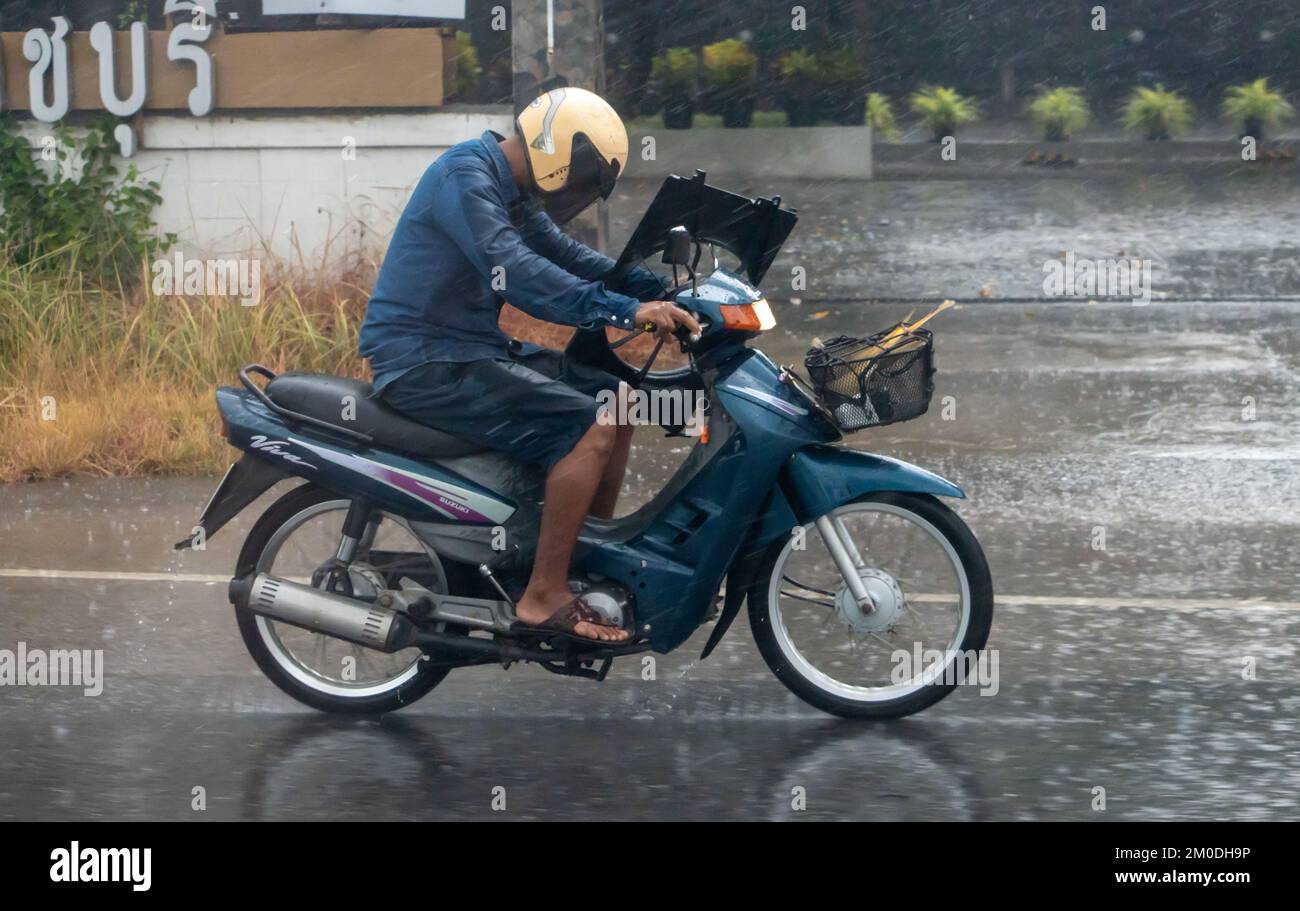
609, 172, 797, 288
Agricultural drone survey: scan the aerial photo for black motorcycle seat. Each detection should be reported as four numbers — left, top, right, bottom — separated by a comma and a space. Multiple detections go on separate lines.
265, 372, 486, 459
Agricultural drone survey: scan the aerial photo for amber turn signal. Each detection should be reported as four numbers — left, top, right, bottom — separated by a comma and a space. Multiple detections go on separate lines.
719, 298, 777, 332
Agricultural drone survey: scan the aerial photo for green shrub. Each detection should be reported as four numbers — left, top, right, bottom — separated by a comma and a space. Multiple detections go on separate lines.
909, 85, 979, 140
1029, 87, 1090, 141
1120, 85, 1194, 140
1222, 78, 1295, 138
651, 47, 701, 93
0, 116, 173, 287
701, 38, 758, 91
818, 48, 862, 85
778, 49, 820, 82
867, 93, 898, 139
651, 47, 701, 128
818, 48, 866, 125
701, 38, 758, 127
452, 31, 482, 98
776, 50, 821, 126
115, 0, 147, 28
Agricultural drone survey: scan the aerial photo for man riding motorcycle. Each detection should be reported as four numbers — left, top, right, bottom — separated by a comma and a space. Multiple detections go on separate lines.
359, 87, 699, 644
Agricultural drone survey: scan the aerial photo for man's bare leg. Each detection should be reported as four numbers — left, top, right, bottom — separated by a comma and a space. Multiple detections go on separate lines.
591, 421, 633, 519
591, 382, 634, 519
515, 420, 630, 642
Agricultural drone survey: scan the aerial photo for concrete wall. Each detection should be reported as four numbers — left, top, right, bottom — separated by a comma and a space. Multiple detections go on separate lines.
13, 113, 873, 267
19, 108, 514, 265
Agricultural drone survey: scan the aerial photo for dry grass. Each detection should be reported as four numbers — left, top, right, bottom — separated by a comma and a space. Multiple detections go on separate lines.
0, 252, 371, 481
0, 250, 603, 482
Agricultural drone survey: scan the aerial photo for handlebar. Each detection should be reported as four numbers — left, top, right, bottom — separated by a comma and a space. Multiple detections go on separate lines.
613, 320, 702, 350
657, 322, 702, 345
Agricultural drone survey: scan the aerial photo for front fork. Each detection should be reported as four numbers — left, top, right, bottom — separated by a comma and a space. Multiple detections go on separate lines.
814, 513, 876, 613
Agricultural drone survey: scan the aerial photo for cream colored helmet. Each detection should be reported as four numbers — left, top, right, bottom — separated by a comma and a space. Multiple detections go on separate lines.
516, 86, 629, 223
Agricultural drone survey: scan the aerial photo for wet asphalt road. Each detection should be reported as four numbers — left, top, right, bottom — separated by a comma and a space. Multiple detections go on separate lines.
612, 172, 1300, 301
4, 174, 1300, 821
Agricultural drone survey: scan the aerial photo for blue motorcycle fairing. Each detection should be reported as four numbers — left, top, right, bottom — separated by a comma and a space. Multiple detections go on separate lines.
216, 387, 518, 527
576, 350, 836, 651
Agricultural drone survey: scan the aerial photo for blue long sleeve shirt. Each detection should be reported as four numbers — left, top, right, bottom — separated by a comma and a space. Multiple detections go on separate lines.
359, 130, 664, 390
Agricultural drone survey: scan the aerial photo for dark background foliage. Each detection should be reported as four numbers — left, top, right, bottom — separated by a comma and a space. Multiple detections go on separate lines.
607, 0, 1300, 115
2, 2, 1298, 113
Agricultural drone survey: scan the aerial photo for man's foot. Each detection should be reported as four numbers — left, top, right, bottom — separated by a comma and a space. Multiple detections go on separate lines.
515, 589, 630, 643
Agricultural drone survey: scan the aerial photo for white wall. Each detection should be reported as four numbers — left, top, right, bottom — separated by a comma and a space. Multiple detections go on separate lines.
13, 111, 870, 270
20, 108, 514, 267
628, 125, 872, 182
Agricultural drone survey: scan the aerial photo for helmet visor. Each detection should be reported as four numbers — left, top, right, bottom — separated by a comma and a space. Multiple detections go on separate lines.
541, 133, 621, 224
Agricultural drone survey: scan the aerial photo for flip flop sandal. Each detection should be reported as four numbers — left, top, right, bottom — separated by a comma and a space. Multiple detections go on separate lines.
510, 596, 628, 644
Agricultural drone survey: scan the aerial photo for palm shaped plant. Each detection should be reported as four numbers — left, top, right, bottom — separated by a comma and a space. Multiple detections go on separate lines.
1120, 85, 1194, 140
909, 85, 979, 142
1029, 87, 1090, 142
1222, 78, 1295, 141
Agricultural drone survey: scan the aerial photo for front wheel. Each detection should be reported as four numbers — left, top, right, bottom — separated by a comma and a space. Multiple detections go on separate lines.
749, 492, 993, 719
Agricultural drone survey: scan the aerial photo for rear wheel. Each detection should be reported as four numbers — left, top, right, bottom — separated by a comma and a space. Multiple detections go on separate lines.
749, 492, 993, 719
234, 484, 452, 714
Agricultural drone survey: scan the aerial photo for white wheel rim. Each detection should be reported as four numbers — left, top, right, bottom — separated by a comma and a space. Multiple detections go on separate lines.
767, 501, 972, 704
253, 499, 443, 700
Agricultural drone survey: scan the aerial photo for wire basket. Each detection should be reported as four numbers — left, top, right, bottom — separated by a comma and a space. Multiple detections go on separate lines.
804, 326, 935, 431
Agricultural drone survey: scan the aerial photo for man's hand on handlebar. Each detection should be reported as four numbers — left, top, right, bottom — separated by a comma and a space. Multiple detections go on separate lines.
634, 301, 702, 342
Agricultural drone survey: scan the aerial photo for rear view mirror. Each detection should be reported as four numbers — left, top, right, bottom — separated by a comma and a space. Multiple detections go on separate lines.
663, 225, 692, 267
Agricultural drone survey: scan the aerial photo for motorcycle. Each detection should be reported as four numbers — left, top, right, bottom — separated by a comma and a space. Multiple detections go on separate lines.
177, 172, 993, 719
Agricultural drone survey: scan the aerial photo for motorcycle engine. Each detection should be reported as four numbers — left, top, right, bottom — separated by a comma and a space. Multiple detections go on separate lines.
568, 577, 633, 627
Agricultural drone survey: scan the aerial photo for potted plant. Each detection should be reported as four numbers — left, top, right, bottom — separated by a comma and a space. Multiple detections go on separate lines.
867, 92, 899, 140
701, 38, 759, 128
909, 85, 979, 141
651, 47, 701, 129
1029, 87, 1090, 141
1222, 78, 1295, 142
1120, 84, 1194, 140
818, 48, 867, 125
777, 49, 821, 127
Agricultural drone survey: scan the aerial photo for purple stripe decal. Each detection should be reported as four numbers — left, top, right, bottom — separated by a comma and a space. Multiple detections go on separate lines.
374, 466, 493, 523
290, 438, 504, 523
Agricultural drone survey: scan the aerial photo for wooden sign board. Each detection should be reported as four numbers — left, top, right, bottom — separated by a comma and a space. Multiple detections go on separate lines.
263, 0, 466, 15
1, 26, 457, 112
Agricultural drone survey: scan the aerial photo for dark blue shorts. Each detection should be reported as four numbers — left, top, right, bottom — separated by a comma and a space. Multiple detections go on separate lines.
378, 343, 622, 472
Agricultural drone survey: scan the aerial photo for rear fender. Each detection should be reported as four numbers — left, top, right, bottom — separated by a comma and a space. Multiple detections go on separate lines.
173, 453, 293, 550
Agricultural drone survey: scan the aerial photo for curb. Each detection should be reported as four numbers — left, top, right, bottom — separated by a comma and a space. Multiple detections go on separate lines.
875, 139, 1299, 179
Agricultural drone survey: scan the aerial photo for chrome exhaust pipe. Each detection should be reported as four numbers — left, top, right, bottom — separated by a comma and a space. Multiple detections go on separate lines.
229, 573, 416, 653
